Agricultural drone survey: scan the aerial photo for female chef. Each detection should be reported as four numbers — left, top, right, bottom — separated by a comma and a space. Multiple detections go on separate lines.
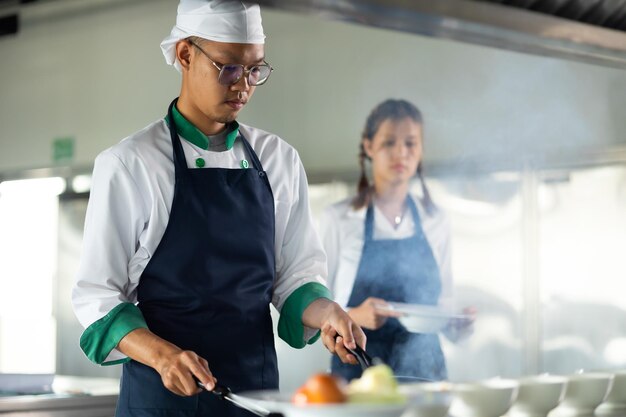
72, 1, 365, 416
319, 99, 473, 382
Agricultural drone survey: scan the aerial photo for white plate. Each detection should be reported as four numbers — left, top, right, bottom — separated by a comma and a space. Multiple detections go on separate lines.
376, 302, 471, 333
237, 389, 409, 417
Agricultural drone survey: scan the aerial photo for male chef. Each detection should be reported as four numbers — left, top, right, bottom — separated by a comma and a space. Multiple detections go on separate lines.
72, 1, 365, 415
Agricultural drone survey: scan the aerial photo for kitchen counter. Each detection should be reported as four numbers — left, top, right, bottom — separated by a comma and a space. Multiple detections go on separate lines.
0, 375, 119, 417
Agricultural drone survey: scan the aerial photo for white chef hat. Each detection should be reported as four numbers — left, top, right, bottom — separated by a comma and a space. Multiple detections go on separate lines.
160, 0, 265, 72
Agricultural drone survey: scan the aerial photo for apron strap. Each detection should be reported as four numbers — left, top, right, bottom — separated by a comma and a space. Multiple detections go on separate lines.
406, 196, 421, 227
364, 204, 375, 242
167, 98, 189, 181
239, 132, 265, 173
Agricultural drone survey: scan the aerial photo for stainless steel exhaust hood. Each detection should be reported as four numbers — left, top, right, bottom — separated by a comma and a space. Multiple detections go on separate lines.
256, 0, 626, 70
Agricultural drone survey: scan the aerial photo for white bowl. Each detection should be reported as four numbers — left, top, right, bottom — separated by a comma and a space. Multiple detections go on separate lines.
596, 370, 626, 417
508, 375, 567, 417
449, 378, 519, 417
549, 372, 613, 417
399, 381, 453, 417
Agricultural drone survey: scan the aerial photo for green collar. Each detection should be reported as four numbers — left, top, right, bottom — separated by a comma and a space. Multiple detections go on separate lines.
165, 104, 239, 150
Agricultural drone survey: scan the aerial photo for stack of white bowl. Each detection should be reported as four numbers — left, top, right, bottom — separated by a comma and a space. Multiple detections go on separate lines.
399, 368, 625, 417
590, 370, 626, 417
399, 378, 519, 417
449, 378, 520, 417
510, 374, 568, 417
548, 372, 614, 417
400, 381, 455, 417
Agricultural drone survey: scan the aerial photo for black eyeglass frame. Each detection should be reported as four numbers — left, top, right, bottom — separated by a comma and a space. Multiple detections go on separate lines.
188, 40, 273, 86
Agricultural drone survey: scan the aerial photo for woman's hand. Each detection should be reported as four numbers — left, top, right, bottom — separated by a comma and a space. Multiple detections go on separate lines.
302, 298, 367, 365
444, 306, 477, 342
348, 297, 400, 330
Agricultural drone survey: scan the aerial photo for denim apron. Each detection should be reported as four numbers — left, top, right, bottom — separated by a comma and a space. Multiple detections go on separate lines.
116, 99, 279, 416
331, 197, 447, 381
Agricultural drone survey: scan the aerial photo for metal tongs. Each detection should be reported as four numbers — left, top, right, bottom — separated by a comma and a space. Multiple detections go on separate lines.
346, 343, 433, 384
346, 343, 374, 371
195, 379, 275, 417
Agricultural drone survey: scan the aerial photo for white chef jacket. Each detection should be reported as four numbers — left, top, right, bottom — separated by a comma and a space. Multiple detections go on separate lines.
72, 118, 327, 362
318, 194, 453, 309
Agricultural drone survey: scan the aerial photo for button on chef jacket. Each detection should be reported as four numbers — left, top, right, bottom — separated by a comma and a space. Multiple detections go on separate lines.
72, 106, 330, 364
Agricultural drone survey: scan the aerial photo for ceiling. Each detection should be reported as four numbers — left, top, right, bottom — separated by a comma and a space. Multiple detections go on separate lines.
2, 0, 626, 68
481, 0, 626, 31
256, 0, 626, 69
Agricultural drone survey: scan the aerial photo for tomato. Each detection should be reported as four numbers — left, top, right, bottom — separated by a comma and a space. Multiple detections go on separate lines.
291, 373, 347, 404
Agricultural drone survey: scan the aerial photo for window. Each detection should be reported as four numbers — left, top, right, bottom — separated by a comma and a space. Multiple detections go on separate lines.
0, 177, 65, 373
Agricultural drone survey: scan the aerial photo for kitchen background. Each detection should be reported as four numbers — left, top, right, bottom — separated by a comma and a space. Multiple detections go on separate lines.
0, 0, 625, 394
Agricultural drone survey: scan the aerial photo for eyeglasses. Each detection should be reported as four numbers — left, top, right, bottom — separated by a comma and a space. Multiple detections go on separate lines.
188, 40, 273, 87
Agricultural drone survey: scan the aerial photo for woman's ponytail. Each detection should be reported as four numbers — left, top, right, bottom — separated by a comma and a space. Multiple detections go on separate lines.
352, 143, 372, 209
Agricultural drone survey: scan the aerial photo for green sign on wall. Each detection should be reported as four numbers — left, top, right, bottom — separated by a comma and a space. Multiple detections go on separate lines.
53, 137, 75, 163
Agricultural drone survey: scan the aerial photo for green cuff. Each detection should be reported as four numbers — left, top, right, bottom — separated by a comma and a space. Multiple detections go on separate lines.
277, 282, 332, 349
79, 302, 148, 366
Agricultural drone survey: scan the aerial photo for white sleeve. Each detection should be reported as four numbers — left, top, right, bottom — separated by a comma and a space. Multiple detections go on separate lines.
271, 151, 328, 311
317, 206, 341, 301
72, 150, 148, 329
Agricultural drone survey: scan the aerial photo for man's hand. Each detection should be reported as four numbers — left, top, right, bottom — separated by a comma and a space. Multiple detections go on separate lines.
302, 298, 367, 365
117, 328, 217, 396
348, 297, 401, 330
155, 349, 216, 396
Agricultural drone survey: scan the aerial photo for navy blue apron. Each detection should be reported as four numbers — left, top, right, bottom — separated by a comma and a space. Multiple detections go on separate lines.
116, 99, 279, 416
331, 197, 447, 381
